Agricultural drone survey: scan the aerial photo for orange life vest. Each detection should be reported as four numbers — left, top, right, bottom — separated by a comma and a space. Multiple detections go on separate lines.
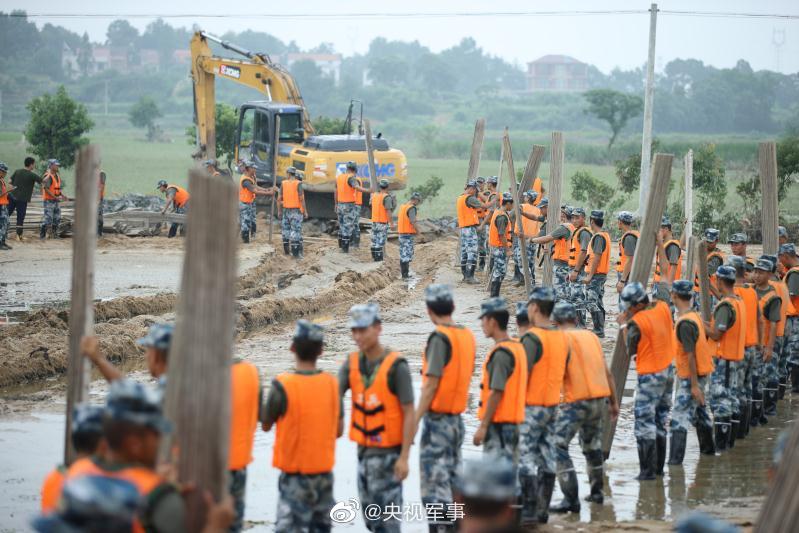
42, 171, 62, 201
98, 173, 105, 200
654, 239, 683, 283
616, 230, 639, 273
569, 226, 592, 268
0, 179, 8, 206
489, 209, 512, 248
281, 179, 301, 209
273, 371, 339, 474
336, 173, 357, 203
587, 231, 611, 275
769, 280, 796, 335
457, 194, 479, 228
239, 176, 255, 204
515, 203, 540, 237
631, 300, 675, 375
348, 352, 404, 448
40, 465, 66, 513
523, 328, 568, 406
169, 184, 189, 208
531, 177, 543, 206
563, 330, 611, 402
478, 340, 527, 423
714, 296, 746, 361
422, 325, 476, 414
695, 250, 725, 292
228, 361, 260, 471
734, 285, 760, 347
371, 192, 389, 224
397, 203, 416, 235
674, 311, 714, 379
355, 179, 366, 206
785, 266, 799, 316
476, 190, 491, 219
759, 287, 781, 348
553, 223, 574, 263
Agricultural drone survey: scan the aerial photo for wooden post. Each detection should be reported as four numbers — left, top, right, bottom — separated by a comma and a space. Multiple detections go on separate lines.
755, 417, 799, 532
162, 170, 238, 530
637, 3, 659, 218
364, 119, 377, 193
519, 145, 546, 197
696, 237, 712, 322
64, 145, 100, 466
268, 115, 281, 243
759, 141, 778, 255
684, 235, 697, 282
466, 118, 486, 185
542, 132, 564, 287
684, 149, 693, 239
504, 130, 532, 295
602, 153, 674, 457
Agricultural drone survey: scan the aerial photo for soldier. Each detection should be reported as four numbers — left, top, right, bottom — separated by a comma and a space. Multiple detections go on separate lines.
415, 284, 476, 531
7, 157, 41, 241
370, 179, 395, 262
338, 303, 414, 532
518, 287, 566, 524
729, 233, 756, 279
582, 210, 611, 338
653, 216, 683, 301
531, 205, 573, 302
204, 158, 222, 177
0, 162, 14, 250
40, 159, 68, 239
97, 170, 107, 238
456, 180, 483, 284
667, 280, 715, 464
238, 160, 274, 244
700, 228, 725, 301
619, 282, 675, 480
487, 193, 515, 297
729, 255, 761, 436
615, 211, 638, 295
567, 207, 592, 326
515, 301, 530, 336
475, 176, 494, 272
157, 179, 190, 238
262, 320, 342, 532
778, 244, 799, 393
455, 458, 521, 533
551, 301, 618, 510
762, 253, 797, 401
277, 166, 308, 257
513, 190, 543, 287
753, 258, 782, 420
398, 192, 421, 280
334, 161, 370, 253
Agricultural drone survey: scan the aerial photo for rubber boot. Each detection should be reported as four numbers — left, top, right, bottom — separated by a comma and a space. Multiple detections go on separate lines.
465, 263, 478, 285
461, 264, 468, 282
765, 386, 777, 416
490, 280, 502, 298
337, 237, 343, 250
400, 261, 410, 280
655, 435, 667, 476
298, 243, 304, 258
696, 422, 716, 455
636, 439, 656, 480
376, 248, 384, 262
341, 239, 350, 254
478, 255, 486, 272
550, 470, 580, 513
583, 450, 604, 504
715, 418, 729, 452
792, 367, 799, 393
371, 247, 378, 261
513, 265, 524, 286
241, 231, 250, 244
283, 240, 290, 255
290, 243, 300, 258
667, 429, 688, 465
519, 474, 538, 524
0, 240, 10, 250
779, 382, 787, 400
751, 397, 762, 427
737, 405, 749, 439
591, 310, 605, 338
729, 415, 739, 449
535, 472, 556, 524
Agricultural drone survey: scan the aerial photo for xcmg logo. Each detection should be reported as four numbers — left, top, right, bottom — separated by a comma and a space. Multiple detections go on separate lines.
335, 162, 396, 178
218, 65, 241, 79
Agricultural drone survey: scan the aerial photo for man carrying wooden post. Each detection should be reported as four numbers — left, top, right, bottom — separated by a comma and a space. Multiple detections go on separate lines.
530, 206, 573, 302
456, 180, 483, 284
513, 191, 543, 288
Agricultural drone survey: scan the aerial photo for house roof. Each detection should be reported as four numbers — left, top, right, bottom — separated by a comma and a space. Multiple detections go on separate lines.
528, 55, 585, 66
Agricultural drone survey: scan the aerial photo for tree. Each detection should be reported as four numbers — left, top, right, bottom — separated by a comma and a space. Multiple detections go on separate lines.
692, 143, 728, 232
583, 89, 643, 149
367, 55, 410, 86
312, 116, 350, 135
777, 133, 799, 201
25, 86, 93, 168
106, 19, 139, 48
129, 96, 162, 141
613, 138, 661, 194
185, 103, 238, 167
570, 170, 616, 209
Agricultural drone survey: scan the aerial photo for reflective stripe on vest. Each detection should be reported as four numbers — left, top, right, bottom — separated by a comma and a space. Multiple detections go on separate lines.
348, 352, 404, 447
524, 328, 568, 406
422, 325, 476, 414
587, 232, 611, 275
488, 210, 511, 248
563, 329, 611, 402
785, 267, 799, 317
273, 371, 339, 474
616, 230, 639, 273
169, 185, 189, 208
239, 176, 255, 204
371, 192, 389, 224
569, 226, 592, 267
397, 203, 416, 235
336, 173, 357, 203
714, 297, 746, 361
478, 340, 527, 423
457, 194, 479, 228
228, 361, 260, 470
40, 465, 66, 513
553, 223, 574, 263
515, 203, 540, 237
43, 171, 62, 201
631, 300, 675, 375
734, 285, 759, 347
769, 280, 793, 336
282, 179, 301, 209
674, 312, 714, 379
653, 240, 683, 282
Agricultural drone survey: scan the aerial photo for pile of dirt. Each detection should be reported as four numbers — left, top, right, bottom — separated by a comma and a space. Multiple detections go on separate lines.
95, 294, 178, 321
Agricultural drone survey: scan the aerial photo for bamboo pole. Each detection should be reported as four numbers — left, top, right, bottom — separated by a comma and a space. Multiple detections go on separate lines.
542, 132, 564, 286
696, 238, 712, 322
268, 115, 281, 243
504, 130, 532, 295
684, 149, 693, 239
64, 145, 100, 466
466, 118, 486, 185
364, 119, 377, 193
602, 153, 674, 457
759, 141, 778, 255
162, 170, 238, 530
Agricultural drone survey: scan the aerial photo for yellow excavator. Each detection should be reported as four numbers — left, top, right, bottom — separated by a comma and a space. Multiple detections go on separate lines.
190, 30, 408, 217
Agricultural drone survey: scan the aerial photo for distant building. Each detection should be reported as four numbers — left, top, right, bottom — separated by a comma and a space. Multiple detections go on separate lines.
172, 49, 192, 65
526, 55, 588, 92
92, 47, 129, 72
285, 53, 342, 85
139, 49, 161, 69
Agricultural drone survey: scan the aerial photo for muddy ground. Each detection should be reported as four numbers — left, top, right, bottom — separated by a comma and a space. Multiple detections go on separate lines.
0, 224, 786, 531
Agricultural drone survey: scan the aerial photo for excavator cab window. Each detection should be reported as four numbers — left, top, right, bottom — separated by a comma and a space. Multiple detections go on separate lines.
277, 113, 304, 144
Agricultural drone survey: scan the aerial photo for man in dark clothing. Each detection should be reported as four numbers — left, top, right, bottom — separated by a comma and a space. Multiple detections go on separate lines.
8, 157, 41, 240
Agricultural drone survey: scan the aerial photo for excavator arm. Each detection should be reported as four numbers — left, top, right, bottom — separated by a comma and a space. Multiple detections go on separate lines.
190, 31, 314, 161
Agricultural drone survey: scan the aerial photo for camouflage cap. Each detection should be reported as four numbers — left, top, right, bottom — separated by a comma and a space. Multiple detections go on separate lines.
571, 207, 586, 217
538, 197, 549, 208
524, 190, 539, 201
515, 302, 529, 320
501, 192, 514, 204
156, 180, 168, 189
243, 159, 256, 169
293, 319, 324, 343
551, 301, 577, 323
466, 179, 477, 189
410, 191, 422, 201
348, 303, 381, 328
754, 258, 774, 272
728, 232, 747, 244
527, 286, 555, 304
778, 226, 788, 238
286, 166, 298, 176
346, 161, 358, 171
661, 215, 672, 228
590, 209, 605, 221
105, 379, 170, 434
487, 176, 498, 185
620, 281, 648, 311
72, 403, 104, 436
617, 211, 634, 224
136, 323, 174, 351
0, 161, 7, 173
48, 158, 61, 166
425, 284, 454, 304
378, 179, 389, 189
203, 159, 216, 167
726, 255, 745, 269
561, 205, 573, 216
716, 265, 737, 282
478, 297, 507, 319
475, 176, 486, 184
704, 228, 720, 242
761, 254, 779, 272
671, 280, 694, 297
779, 243, 796, 256
457, 458, 516, 501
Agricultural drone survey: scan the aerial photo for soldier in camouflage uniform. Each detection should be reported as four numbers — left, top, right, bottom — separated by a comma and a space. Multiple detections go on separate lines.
263, 320, 340, 533
417, 285, 476, 531
778, 244, 799, 393
0, 162, 12, 250
475, 176, 493, 271
339, 304, 414, 533
457, 180, 482, 284
753, 258, 782, 421
758, 254, 786, 412
398, 192, 421, 280
237, 161, 274, 244
488, 193, 515, 297
567, 207, 591, 326
729, 255, 758, 436
615, 211, 638, 301
512, 190, 544, 287
335, 161, 371, 253
370, 179, 395, 261
531, 205, 573, 302
582, 210, 610, 337
763, 252, 793, 399
277, 166, 308, 258
40, 159, 66, 239
550, 302, 618, 512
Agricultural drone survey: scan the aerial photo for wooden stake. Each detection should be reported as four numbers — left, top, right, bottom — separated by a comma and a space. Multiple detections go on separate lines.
162, 170, 238, 529
684, 235, 697, 282
504, 130, 532, 295
602, 153, 674, 457
466, 118, 486, 185
364, 119, 377, 193
542, 132, 564, 286
268, 115, 281, 243
684, 149, 693, 239
696, 237, 712, 322
637, 3, 659, 218
64, 145, 100, 466
519, 145, 546, 197
755, 417, 799, 532
759, 141, 778, 255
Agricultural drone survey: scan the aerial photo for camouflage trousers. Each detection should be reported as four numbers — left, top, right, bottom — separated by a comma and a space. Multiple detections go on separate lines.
787, 317, 799, 368
357, 451, 402, 532
399, 235, 415, 263
0, 205, 8, 244
41, 200, 61, 234
634, 365, 674, 440
276, 472, 334, 533
281, 208, 303, 244
554, 262, 570, 302
459, 226, 478, 267
228, 467, 247, 533
477, 225, 488, 262
419, 413, 463, 510
371, 222, 388, 251
764, 337, 783, 393
484, 423, 520, 466
352, 205, 363, 245
491, 247, 509, 282
585, 275, 607, 336
569, 275, 588, 326
519, 405, 558, 479
709, 358, 737, 419
670, 376, 712, 432
749, 346, 765, 410
778, 326, 792, 384
337, 202, 359, 244
738, 347, 756, 408
97, 203, 104, 237
512, 237, 537, 283
239, 202, 256, 236
553, 398, 606, 476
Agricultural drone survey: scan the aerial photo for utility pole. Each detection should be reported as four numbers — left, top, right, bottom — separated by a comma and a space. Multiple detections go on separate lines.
104, 80, 109, 116
638, 3, 658, 218
684, 149, 693, 239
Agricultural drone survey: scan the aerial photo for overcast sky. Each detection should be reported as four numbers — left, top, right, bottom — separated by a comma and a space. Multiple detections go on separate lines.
12, 0, 799, 74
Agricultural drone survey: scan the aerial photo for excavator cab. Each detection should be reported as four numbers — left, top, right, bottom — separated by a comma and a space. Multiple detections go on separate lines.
235, 102, 304, 184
